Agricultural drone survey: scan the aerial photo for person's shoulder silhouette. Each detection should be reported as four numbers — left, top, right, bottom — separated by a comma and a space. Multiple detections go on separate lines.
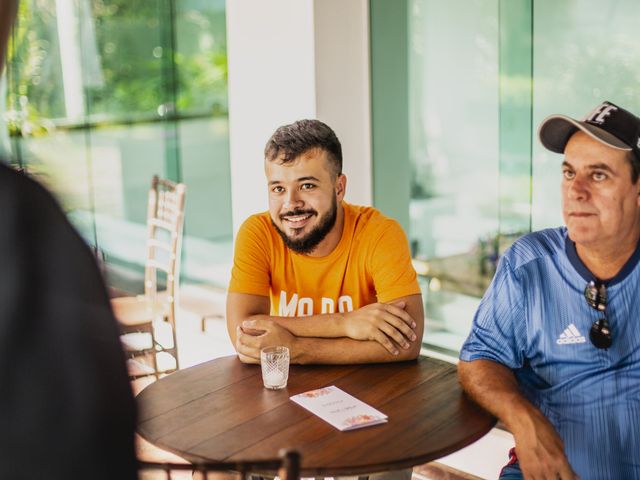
0, 163, 137, 479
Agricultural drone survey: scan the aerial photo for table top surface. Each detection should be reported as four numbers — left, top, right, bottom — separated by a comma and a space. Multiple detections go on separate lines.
137, 355, 495, 475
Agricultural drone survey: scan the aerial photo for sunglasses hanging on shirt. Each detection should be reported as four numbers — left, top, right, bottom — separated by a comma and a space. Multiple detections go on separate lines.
583, 280, 612, 349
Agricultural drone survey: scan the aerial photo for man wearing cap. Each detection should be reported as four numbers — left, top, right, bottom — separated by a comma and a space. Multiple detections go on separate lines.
458, 101, 640, 479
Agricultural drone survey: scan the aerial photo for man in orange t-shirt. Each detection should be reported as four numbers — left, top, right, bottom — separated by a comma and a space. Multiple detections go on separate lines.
227, 119, 424, 365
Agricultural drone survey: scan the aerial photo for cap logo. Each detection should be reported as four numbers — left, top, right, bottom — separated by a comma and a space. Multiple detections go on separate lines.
584, 103, 617, 125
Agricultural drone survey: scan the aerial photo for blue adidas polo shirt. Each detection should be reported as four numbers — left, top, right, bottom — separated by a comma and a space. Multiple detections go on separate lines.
460, 227, 640, 479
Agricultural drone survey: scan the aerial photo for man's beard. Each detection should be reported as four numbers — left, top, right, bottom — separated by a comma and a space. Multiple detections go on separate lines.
272, 196, 338, 255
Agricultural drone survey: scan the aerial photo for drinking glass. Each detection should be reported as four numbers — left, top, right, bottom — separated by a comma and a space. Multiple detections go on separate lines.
260, 346, 289, 390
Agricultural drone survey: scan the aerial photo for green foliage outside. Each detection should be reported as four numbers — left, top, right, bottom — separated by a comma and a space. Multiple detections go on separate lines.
6, 0, 228, 131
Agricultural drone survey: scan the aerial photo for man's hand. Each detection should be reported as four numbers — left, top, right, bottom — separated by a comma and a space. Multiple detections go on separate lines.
342, 301, 417, 355
227, 292, 423, 364
511, 407, 578, 480
458, 359, 578, 480
235, 320, 298, 363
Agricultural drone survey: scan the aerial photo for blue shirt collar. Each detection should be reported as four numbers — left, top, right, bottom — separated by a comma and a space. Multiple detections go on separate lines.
564, 230, 640, 286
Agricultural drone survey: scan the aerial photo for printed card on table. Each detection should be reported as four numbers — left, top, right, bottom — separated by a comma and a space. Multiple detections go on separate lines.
290, 385, 388, 431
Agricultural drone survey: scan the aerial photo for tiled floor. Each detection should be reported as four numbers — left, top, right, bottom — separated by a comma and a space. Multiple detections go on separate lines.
130, 296, 236, 396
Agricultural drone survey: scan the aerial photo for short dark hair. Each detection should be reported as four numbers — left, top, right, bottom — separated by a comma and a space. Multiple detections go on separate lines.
264, 119, 342, 176
627, 151, 640, 183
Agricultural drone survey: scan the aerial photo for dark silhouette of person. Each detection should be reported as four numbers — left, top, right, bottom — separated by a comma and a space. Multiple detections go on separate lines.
0, 163, 138, 479
0, 3, 137, 476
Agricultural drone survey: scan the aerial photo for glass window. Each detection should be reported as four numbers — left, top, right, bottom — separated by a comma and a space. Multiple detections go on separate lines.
408, 0, 501, 354
531, 0, 640, 230
371, 0, 640, 356
5, 0, 231, 291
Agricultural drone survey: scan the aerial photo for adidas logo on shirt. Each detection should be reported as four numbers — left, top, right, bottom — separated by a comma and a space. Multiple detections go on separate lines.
556, 323, 586, 345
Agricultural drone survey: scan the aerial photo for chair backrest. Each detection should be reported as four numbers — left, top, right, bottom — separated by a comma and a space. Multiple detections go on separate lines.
144, 175, 186, 320
138, 450, 300, 480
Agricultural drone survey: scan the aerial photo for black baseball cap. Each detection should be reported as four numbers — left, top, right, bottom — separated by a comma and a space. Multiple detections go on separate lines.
538, 101, 640, 162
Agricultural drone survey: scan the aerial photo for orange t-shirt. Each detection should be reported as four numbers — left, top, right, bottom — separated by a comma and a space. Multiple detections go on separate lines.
228, 202, 420, 316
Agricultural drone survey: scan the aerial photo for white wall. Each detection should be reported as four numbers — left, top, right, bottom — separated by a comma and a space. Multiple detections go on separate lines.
314, 0, 372, 208
226, 0, 372, 235
225, 0, 316, 233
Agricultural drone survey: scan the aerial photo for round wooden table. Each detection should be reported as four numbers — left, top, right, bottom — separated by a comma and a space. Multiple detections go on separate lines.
137, 355, 495, 476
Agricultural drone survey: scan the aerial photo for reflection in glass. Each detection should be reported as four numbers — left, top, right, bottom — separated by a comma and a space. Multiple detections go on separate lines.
402, 0, 640, 355
409, 0, 503, 353
5, 0, 231, 291
531, 0, 640, 230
